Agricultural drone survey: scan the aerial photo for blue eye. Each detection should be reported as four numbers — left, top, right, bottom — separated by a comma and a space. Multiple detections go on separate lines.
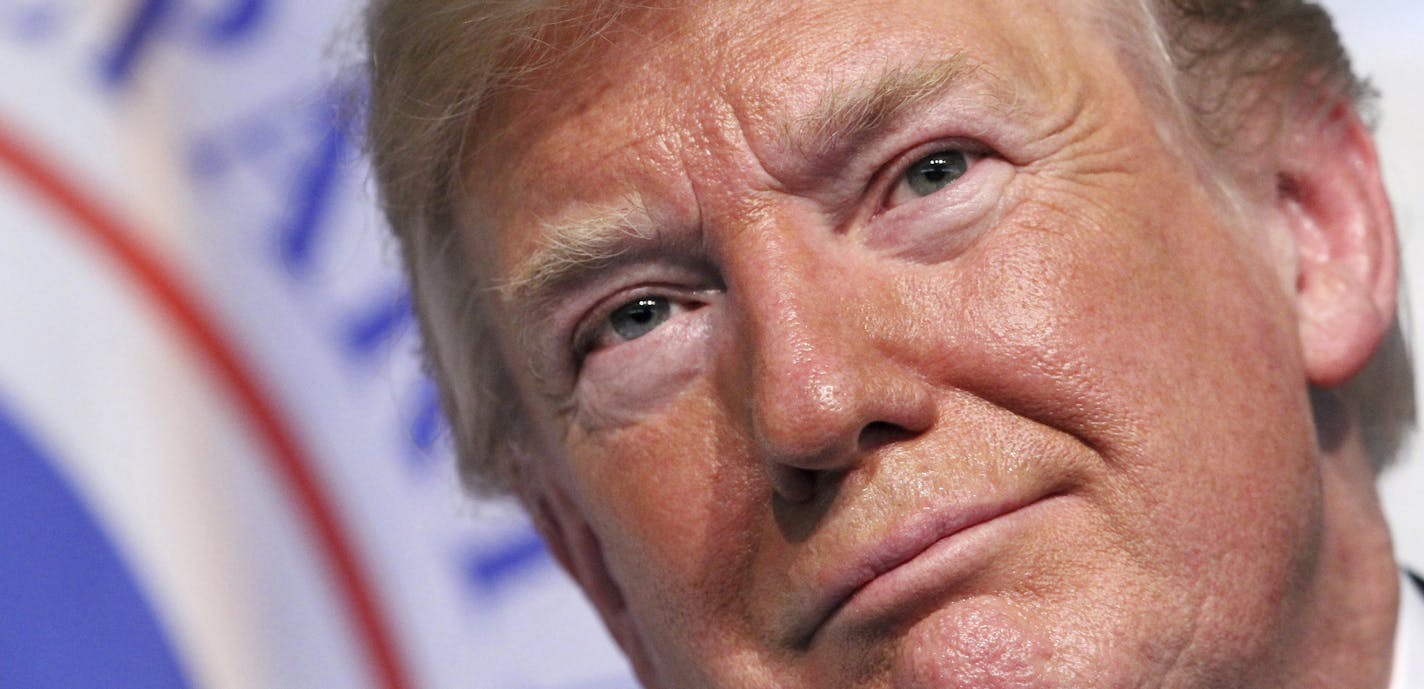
609, 296, 672, 341
903, 149, 969, 197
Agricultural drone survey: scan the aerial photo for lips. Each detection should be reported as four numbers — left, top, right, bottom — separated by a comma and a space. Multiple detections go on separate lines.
795, 493, 1054, 647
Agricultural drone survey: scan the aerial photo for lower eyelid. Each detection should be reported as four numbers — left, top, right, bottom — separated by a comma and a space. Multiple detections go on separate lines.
571, 307, 717, 431
865, 156, 1014, 255
575, 298, 716, 399
577, 291, 715, 362
885, 149, 986, 209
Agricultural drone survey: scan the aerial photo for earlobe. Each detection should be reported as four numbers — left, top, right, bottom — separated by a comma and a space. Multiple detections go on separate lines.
1279, 102, 1398, 387
519, 473, 663, 688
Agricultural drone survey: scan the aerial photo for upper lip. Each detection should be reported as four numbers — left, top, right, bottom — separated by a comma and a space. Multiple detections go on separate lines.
793, 492, 1047, 647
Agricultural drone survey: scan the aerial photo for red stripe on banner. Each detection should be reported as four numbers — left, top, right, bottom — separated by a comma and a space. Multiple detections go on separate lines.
0, 120, 413, 689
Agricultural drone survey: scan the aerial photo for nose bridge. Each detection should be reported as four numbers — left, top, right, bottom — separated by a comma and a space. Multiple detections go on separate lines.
748, 264, 856, 461
726, 222, 924, 474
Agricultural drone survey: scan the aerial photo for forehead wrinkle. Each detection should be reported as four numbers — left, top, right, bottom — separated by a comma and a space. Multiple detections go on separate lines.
782, 54, 979, 158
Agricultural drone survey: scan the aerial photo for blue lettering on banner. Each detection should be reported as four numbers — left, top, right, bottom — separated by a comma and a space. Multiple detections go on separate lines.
101, 0, 268, 87
181, 79, 454, 473
100, 0, 169, 84
404, 379, 445, 470
462, 531, 551, 595
194, 0, 265, 44
84, 1, 556, 604
175, 68, 555, 596
342, 288, 413, 362
276, 89, 351, 278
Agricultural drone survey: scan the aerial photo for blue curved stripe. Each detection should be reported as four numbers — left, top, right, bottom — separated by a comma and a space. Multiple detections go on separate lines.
0, 399, 194, 689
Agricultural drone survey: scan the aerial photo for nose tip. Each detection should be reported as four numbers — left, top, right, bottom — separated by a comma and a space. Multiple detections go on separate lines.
749, 352, 936, 503
754, 370, 858, 503
752, 368, 858, 463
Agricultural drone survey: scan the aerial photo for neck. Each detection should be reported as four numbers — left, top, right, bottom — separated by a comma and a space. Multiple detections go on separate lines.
1282, 430, 1399, 689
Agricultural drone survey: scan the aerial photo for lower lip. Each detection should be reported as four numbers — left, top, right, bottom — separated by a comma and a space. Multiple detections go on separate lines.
824, 497, 1059, 637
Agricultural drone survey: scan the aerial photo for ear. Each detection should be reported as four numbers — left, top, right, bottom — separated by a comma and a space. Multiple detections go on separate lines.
517, 470, 663, 688
1278, 102, 1399, 388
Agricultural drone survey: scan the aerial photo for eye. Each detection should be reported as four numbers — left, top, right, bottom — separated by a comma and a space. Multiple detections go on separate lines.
888, 149, 972, 207
577, 293, 684, 358
608, 296, 672, 342
570, 281, 718, 369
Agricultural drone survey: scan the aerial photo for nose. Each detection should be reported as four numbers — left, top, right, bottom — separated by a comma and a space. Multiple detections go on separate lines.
727, 233, 936, 503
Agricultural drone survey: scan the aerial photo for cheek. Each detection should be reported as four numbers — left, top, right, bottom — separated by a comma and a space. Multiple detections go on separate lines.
961, 174, 1307, 447
903, 173, 1318, 551
564, 384, 765, 636
1001, 180, 1322, 603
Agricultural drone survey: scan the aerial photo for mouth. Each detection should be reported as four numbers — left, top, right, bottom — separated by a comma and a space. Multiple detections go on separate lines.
795, 492, 1059, 648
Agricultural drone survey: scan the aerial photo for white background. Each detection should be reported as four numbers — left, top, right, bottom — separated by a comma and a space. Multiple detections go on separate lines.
1322, 0, 1424, 571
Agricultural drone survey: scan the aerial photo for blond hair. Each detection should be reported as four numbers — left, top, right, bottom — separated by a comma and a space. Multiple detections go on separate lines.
364, 0, 1412, 495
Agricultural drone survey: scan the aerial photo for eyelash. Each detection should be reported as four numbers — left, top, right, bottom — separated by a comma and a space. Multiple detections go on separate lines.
571, 285, 704, 363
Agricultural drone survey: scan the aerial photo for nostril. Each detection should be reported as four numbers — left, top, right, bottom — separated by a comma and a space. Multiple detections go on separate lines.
770, 465, 817, 503
858, 421, 918, 452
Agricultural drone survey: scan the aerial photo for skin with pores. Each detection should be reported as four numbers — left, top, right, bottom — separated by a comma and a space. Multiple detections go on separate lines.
461, 1, 1401, 687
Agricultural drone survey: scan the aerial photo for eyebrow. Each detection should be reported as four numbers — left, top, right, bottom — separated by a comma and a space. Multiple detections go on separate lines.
497, 202, 666, 307
783, 54, 980, 160
500, 56, 991, 309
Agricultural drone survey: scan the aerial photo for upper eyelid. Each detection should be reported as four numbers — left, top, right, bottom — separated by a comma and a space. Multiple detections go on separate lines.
571, 282, 716, 362
507, 254, 707, 383
887, 139, 986, 179
573, 285, 668, 357
510, 243, 707, 336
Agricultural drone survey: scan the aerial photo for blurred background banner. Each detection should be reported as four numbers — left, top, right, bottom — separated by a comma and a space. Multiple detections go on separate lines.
0, 2, 1416, 689
0, 2, 629, 688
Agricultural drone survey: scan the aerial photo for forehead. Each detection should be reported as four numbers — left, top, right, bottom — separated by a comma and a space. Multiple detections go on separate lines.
470, 0, 1135, 263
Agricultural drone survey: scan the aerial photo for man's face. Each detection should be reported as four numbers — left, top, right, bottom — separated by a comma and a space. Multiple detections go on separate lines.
473, 1, 1328, 687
